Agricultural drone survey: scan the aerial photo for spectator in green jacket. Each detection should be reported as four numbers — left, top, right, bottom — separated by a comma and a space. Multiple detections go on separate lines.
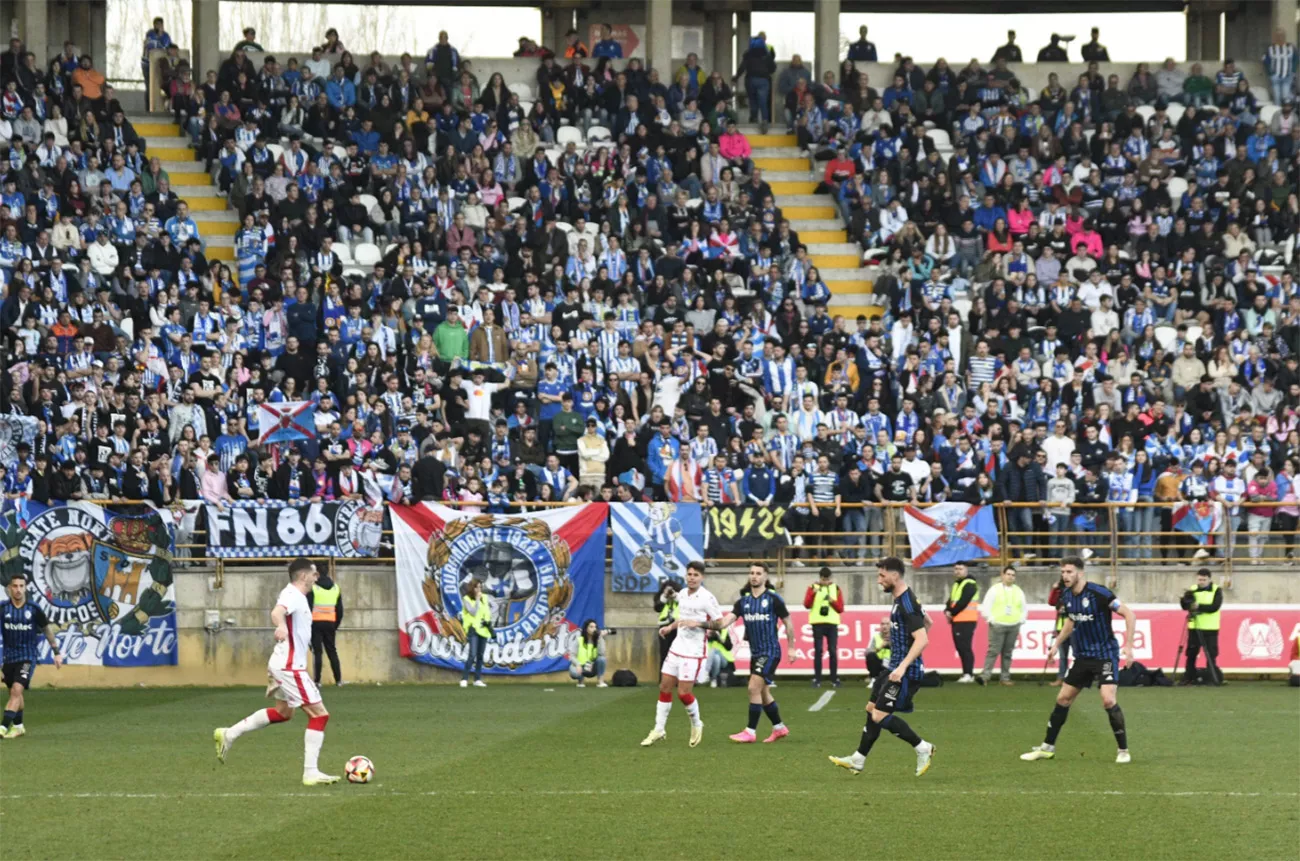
551, 392, 584, 475
1183, 63, 1214, 107
433, 305, 469, 363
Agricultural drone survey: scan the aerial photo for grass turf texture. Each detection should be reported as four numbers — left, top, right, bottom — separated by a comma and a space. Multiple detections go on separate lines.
0, 683, 1296, 859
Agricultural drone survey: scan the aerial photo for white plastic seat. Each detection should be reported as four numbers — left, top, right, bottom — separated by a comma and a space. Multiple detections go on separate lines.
557, 126, 584, 146
1185, 323, 1204, 344
357, 193, 378, 212
1165, 103, 1185, 125
510, 82, 534, 101
334, 244, 354, 264
1260, 104, 1280, 127
353, 243, 383, 266
1251, 85, 1272, 106
1135, 105, 1156, 123
507, 196, 526, 211
342, 266, 366, 279
519, 100, 533, 116
555, 221, 575, 234
587, 125, 612, 142
1154, 324, 1177, 352
266, 143, 285, 162
927, 129, 951, 149
1166, 176, 1188, 211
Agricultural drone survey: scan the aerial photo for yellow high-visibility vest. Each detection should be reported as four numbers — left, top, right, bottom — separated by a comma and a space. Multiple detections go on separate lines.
577, 639, 599, 665
810, 583, 841, 626
988, 583, 1025, 626
709, 632, 734, 663
949, 578, 980, 622
872, 631, 891, 665
658, 599, 678, 624
311, 584, 340, 622
461, 595, 492, 638
1188, 585, 1221, 631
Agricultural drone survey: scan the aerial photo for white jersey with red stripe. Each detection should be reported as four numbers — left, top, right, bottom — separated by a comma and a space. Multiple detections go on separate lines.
269, 584, 312, 671
668, 585, 722, 660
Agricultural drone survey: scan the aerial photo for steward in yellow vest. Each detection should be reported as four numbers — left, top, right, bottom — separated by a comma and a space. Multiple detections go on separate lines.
1179, 568, 1222, 685
459, 580, 493, 687
866, 616, 891, 677
707, 628, 735, 687
568, 619, 610, 687
804, 566, 844, 688
655, 582, 679, 663
944, 562, 981, 682
309, 574, 343, 685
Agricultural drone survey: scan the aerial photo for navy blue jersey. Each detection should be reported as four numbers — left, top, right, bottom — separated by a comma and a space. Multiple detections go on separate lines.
1061, 581, 1122, 661
888, 587, 927, 681
733, 589, 789, 656
1, 598, 50, 664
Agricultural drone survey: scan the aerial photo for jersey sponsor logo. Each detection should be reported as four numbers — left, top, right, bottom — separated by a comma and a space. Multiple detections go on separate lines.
19, 506, 173, 633
745, 613, 773, 622
1069, 613, 1095, 622
408, 515, 575, 668
1236, 618, 1285, 660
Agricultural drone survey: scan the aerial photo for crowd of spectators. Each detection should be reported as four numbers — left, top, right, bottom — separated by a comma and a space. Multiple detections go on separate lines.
4, 18, 1300, 563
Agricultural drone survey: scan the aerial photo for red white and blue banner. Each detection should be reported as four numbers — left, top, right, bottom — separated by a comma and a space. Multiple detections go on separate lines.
392, 503, 607, 674
257, 400, 317, 445
1173, 500, 1225, 545
903, 503, 999, 568
0, 502, 178, 667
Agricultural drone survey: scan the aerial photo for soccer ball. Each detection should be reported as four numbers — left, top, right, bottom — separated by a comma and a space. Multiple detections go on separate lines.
345, 755, 374, 784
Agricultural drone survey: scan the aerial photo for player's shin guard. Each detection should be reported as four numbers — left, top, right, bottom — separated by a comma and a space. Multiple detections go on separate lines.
1106, 704, 1128, 749
762, 701, 783, 728
1044, 704, 1070, 746
304, 714, 328, 772
678, 692, 701, 725
882, 714, 922, 747
654, 691, 673, 731
856, 718, 883, 757
747, 703, 763, 730
1, 711, 14, 729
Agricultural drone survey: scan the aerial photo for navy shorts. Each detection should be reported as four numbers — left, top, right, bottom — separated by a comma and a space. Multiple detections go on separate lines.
2, 661, 35, 690
1064, 656, 1118, 689
751, 651, 782, 684
869, 672, 917, 714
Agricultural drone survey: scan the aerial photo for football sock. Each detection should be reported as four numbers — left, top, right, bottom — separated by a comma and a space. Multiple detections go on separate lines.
762, 701, 783, 729
1044, 704, 1070, 746
856, 719, 883, 757
654, 692, 673, 732
2, 711, 14, 729
1106, 704, 1128, 749
747, 703, 762, 731
882, 715, 922, 747
227, 707, 286, 742
304, 715, 328, 772
678, 692, 700, 726
14, 709, 21, 726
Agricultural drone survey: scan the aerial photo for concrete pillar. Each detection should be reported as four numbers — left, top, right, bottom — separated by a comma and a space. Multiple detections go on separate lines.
549, 7, 573, 56
711, 11, 733, 76
191, 0, 221, 79
19, 0, 47, 63
1276, 0, 1298, 41
814, 0, 840, 81
88, 0, 106, 77
646, 0, 672, 78
1187, 4, 1222, 63
67, 0, 90, 53
736, 11, 751, 59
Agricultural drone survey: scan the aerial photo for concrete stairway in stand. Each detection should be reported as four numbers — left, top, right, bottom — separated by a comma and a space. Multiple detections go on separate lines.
743, 126, 879, 319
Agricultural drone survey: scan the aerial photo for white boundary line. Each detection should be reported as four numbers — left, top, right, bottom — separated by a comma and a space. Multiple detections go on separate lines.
809, 691, 836, 711
1, 788, 1294, 800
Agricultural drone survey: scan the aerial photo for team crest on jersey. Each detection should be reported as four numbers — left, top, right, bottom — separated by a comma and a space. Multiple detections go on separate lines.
421, 516, 574, 667
1082, 597, 1090, 608
18, 507, 173, 633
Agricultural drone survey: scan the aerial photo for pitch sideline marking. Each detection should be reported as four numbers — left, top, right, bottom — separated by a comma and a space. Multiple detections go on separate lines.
809, 691, 836, 712
2, 788, 1294, 801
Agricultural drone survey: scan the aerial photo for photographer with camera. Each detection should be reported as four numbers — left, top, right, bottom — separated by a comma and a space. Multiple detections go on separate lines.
1179, 568, 1222, 685
567, 620, 613, 687
459, 579, 493, 688
706, 626, 735, 688
804, 566, 845, 688
654, 581, 680, 664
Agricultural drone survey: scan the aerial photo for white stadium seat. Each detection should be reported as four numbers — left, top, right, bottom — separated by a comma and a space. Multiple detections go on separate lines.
587, 125, 612, 142
1166, 177, 1188, 211
557, 126, 584, 146
353, 243, 383, 266
511, 83, 534, 101
1154, 325, 1177, 352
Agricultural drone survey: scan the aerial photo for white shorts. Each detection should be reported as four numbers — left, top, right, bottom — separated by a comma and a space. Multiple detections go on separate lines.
661, 651, 709, 684
267, 667, 322, 708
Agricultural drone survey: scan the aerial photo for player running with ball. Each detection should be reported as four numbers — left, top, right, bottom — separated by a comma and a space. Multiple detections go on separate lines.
214, 557, 340, 785
641, 561, 716, 748
1021, 556, 1136, 764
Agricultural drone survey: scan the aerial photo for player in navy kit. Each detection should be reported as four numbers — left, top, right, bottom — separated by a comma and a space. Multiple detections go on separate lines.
726, 563, 794, 743
0, 574, 64, 739
829, 557, 935, 776
1022, 556, 1136, 764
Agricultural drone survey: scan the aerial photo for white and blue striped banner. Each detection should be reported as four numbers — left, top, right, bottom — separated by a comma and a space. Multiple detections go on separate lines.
610, 502, 704, 592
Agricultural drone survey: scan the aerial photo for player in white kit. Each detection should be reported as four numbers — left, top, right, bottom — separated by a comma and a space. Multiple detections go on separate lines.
213, 557, 340, 785
641, 561, 720, 748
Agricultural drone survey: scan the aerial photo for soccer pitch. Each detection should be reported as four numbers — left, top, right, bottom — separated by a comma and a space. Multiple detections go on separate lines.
0, 683, 1296, 859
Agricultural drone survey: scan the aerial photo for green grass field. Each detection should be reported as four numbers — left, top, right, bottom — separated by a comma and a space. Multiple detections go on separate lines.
0, 681, 1296, 859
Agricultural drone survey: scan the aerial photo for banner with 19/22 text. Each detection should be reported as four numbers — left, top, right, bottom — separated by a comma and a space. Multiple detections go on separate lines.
204, 499, 384, 557
703, 504, 789, 557
610, 502, 704, 592
392, 502, 607, 674
730, 605, 1300, 674
0, 501, 178, 667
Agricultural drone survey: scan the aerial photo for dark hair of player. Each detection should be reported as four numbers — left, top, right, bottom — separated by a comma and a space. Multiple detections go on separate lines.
878, 556, 906, 576
686, 560, 706, 575
1060, 556, 1084, 570
288, 557, 316, 581
7, 573, 26, 585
